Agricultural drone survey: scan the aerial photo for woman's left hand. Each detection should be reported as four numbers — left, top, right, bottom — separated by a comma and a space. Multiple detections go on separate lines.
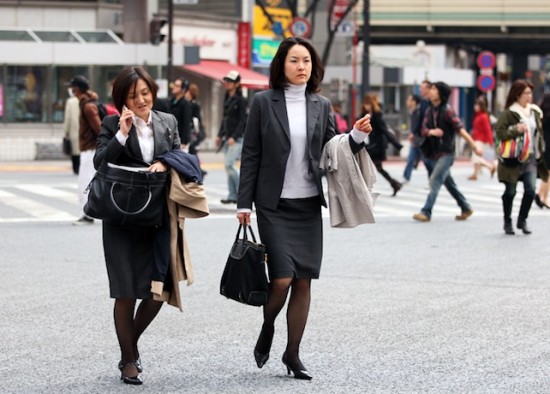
148, 161, 167, 173
354, 114, 372, 134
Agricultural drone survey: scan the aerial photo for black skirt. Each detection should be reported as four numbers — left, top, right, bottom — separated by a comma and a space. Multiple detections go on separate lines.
102, 223, 155, 299
256, 196, 323, 280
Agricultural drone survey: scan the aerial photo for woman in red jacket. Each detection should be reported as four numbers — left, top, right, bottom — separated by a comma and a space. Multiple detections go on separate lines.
468, 97, 496, 180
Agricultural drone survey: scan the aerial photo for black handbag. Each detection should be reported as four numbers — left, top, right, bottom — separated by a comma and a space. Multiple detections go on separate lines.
62, 136, 72, 155
220, 224, 269, 307
83, 161, 168, 227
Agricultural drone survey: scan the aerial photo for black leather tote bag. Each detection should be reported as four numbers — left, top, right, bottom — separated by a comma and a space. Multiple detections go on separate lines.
220, 224, 269, 307
84, 161, 168, 227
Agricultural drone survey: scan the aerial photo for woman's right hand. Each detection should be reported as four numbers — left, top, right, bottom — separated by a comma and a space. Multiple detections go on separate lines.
119, 106, 134, 136
516, 122, 528, 134
237, 212, 250, 225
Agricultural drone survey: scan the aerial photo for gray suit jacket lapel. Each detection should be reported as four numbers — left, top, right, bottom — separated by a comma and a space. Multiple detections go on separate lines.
271, 89, 291, 142
152, 111, 169, 158
306, 93, 320, 148
127, 125, 144, 162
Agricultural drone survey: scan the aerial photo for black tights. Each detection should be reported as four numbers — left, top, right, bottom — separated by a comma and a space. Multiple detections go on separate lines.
114, 298, 163, 375
257, 278, 311, 368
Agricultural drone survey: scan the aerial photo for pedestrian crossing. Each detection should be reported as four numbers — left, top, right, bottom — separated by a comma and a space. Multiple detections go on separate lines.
0, 171, 548, 223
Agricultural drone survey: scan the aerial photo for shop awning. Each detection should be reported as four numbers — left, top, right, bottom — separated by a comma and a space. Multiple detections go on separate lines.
182, 60, 269, 90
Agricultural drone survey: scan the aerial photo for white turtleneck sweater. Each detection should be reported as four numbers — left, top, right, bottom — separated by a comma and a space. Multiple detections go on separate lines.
281, 83, 318, 199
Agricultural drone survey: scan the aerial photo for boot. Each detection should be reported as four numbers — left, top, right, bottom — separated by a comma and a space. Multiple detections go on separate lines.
503, 219, 515, 235
502, 194, 514, 235
517, 219, 532, 235
517, 191, 534, 234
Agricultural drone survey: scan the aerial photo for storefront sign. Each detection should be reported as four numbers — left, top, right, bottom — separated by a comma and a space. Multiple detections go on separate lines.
253, 5, 292, 38
238, 22, 251, 68
252, 38, 281, 67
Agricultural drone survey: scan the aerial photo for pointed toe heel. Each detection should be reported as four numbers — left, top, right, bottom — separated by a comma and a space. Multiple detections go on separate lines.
254, 349, 269, 369
282, 356, 313, 380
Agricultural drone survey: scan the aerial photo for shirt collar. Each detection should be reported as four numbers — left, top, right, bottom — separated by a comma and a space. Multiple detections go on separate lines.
132, 111, 152, 128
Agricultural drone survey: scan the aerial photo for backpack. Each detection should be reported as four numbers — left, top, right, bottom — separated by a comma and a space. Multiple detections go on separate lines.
94, 101, 108, 120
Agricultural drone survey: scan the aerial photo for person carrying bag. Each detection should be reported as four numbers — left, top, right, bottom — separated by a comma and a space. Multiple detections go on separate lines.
220, 223, 269, 307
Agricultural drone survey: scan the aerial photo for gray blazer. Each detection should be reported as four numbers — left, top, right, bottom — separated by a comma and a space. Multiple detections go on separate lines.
94, 110, 181, 168
238, 89, 361, 210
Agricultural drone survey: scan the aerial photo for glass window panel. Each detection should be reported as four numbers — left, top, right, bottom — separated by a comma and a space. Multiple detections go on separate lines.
34, 31, 79, 43
5, 66, 46, 123
0, 30, 35, 41
78, 31, 117, 43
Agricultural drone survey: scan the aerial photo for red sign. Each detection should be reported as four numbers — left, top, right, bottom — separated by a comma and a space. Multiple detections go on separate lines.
331, 0, 350, 28
477, 75, 496, 92
237, 22, 251, 69
289, 17, 311, 38
477, 51, 496, 69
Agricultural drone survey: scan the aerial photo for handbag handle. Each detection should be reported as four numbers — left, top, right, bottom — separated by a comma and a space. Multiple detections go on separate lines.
235, 223, 258, 243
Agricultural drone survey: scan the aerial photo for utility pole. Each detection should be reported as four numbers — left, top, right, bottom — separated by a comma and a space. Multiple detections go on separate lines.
361, 0, 370, 98
167, 0, 174, 83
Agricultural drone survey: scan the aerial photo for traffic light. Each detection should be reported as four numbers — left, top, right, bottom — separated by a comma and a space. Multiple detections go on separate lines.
150, 17, 167, 45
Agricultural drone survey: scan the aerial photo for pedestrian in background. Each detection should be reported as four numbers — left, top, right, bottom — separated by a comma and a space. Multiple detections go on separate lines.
495, 80, 548, 234
169, 77, 193, 150
535, 93, 550, 209
468, 97, 496, 180
217, 70, 247, 204
66, 75, 102, 225
412, 81, 482, 222
63, 88, 80, 175
332, 100, 349, 133
237, 37, 372, 380
360, 93, 403, 196
185, 83, 207, 176
94, 66, 181, 385
402, 93, 422, 183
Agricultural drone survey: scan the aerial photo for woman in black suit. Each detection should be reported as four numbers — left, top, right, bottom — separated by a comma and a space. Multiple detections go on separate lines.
360, 93, 403, 196
237, 37, 372, 380
94, 66, 181, 385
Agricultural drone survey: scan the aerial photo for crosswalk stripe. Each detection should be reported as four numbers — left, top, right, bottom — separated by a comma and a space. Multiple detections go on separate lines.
0, 189, 75, 221
0, 180, 547, 222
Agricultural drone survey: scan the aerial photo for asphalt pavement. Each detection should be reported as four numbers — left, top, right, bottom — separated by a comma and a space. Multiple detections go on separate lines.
1, 155, 550, 393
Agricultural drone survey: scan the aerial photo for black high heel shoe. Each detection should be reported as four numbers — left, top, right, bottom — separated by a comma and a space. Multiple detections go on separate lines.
254, 323, 274, 368
119, 362, 142, 385
282, 355, 313, 380
118, 358, 142, 373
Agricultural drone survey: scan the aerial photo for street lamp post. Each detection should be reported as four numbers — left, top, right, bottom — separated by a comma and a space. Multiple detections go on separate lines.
361, 0, 370, 98
167, 0, 174, 84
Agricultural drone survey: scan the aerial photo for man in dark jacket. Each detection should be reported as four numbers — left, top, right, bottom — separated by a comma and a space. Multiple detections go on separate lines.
216, 70, 247, 204
169, 77, 193, 150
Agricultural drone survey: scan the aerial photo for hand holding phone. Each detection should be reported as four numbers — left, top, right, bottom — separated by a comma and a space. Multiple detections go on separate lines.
119, 105, 133, 135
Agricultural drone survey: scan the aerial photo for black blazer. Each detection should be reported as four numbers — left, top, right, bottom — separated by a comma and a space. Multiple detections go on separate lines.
94, 110, 181, 169
238, 89, 362, 210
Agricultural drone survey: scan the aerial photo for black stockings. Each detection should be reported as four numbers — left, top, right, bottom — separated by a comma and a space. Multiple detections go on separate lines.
257, 278, 312, 368
114, 298, 163, 375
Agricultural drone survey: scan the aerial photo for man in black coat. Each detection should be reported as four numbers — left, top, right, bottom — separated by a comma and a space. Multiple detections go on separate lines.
169, 78, 193, 150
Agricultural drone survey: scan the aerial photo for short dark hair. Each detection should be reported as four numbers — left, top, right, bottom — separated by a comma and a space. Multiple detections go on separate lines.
111, 67, 158, 114
269, 37, 324, 93
174, 77, 189, 91
505, 79, 534, 109
410, 94, 421, 104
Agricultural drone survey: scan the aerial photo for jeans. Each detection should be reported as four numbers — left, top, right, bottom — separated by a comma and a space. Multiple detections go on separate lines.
502, 167, 536, 221
421, 154, 471, 218
403, 145, 421, 181
224, 138, 243, 201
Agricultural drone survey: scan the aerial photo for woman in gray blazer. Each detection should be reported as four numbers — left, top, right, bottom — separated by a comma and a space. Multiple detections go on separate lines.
237, 37, 372, 380
94, 67, 181, 385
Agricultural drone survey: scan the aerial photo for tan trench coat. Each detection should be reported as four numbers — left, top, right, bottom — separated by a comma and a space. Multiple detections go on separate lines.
152, 168, 209, 311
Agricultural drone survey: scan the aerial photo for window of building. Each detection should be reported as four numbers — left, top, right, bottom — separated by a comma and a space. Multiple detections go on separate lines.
5, 66, 46, 123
